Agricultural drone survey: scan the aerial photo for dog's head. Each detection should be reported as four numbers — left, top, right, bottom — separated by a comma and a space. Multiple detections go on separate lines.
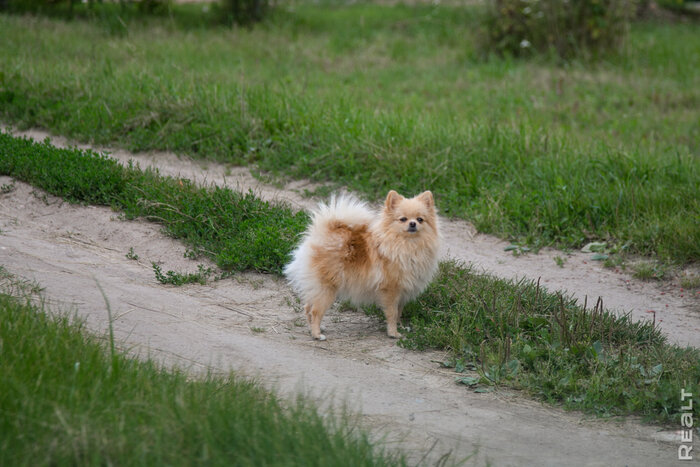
382, 190, 438, 238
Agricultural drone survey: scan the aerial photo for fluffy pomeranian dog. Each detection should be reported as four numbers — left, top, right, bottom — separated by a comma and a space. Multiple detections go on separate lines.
284, 190, 440, 341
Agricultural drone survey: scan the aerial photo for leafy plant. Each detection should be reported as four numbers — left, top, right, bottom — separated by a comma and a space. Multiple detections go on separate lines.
125, 247, 139, 261
152, 263, 213, 286
0, 181, 15, 194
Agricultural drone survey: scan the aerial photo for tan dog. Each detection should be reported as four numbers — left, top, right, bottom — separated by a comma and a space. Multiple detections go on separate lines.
285, 191, 440, 340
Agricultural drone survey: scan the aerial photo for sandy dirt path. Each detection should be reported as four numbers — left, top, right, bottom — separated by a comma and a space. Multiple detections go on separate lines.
1, 128, 698, 465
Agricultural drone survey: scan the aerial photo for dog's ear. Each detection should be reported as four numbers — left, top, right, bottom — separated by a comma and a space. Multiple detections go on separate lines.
385, 190, 404, 211
417, 191, 434, 209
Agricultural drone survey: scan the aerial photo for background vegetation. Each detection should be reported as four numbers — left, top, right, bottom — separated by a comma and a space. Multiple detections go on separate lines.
0, 3, 698, 263
0, 0, 268, 27
482, 0, 634, 59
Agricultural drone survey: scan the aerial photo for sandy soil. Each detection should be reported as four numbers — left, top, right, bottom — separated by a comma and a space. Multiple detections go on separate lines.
1, 127, 698, 465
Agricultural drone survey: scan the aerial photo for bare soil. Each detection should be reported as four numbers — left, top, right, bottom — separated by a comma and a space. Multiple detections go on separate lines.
1, 127, 698, 465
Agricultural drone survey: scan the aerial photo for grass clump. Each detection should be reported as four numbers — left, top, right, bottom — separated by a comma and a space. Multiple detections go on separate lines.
631, 261, 668, 281
679, 272, 700, 290
401, 261, 700, 421
0, 132, 308, 274
0, 6, 698, 263
152, 262, 213, 285
0, 271, 401, 466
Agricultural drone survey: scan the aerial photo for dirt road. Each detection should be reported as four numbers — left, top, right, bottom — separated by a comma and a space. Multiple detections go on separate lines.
1, 128, 698, 465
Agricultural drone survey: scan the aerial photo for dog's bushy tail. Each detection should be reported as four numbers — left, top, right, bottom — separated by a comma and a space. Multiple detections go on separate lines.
284, 193, 374, 300
310, 193, 375, 232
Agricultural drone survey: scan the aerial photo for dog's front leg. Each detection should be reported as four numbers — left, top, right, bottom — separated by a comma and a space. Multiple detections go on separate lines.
381, 293, 402, 339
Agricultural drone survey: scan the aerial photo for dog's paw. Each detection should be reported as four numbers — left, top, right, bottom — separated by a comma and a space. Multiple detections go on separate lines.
387, 331, 402, 339
313, 333, 327, 341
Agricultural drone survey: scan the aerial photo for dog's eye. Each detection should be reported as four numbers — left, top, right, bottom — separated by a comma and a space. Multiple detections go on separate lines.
399, 217, 408, 223
417, 217, 424, 223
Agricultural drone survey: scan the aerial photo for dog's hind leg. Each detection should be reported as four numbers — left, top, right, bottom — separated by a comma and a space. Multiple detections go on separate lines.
304, 303, 313, 325
308, 290, 335, 341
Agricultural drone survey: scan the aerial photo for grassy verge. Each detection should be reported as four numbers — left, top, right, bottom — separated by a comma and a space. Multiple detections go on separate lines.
2, 131, 698, 424
0, 268, 401, 466
402, 261, 699, 421
0, 5, 698, 262
0, 132, 308, 274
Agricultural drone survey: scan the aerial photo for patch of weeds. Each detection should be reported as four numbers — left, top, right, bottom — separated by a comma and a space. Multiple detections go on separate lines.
284, 295, 304, 315
152, 263, 213, 286
361, 303, 384, 319
632, 261, 668, 281
250, 326, 266, 333
0, 181, 15, 194
293, 317, 306, 328
504, 244, 531, 256
679, 272, 700, 290
125, 247, 140, 261
553, 256, 566, 268
31, 190, 50, 205
0, 266, 44, 296
603, 254, 626, 270
183, 248, 200, 260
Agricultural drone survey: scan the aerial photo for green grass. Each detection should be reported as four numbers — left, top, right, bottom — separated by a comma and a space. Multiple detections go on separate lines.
401, 261, 700, 421
2, 131, 698, 424
0, 4, 698, 263
631, 260, 669, 281
0, 132, 308, 274
680, 272, 700, 290
0, 268, 402, 466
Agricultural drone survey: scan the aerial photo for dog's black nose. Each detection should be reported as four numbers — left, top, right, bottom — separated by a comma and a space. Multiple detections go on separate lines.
409, 221, 416, 228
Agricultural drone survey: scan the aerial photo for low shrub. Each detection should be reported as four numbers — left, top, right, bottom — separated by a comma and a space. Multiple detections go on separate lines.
482, 0, 634, 59
0, 0, 170, 17
0, 0, 270, 27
